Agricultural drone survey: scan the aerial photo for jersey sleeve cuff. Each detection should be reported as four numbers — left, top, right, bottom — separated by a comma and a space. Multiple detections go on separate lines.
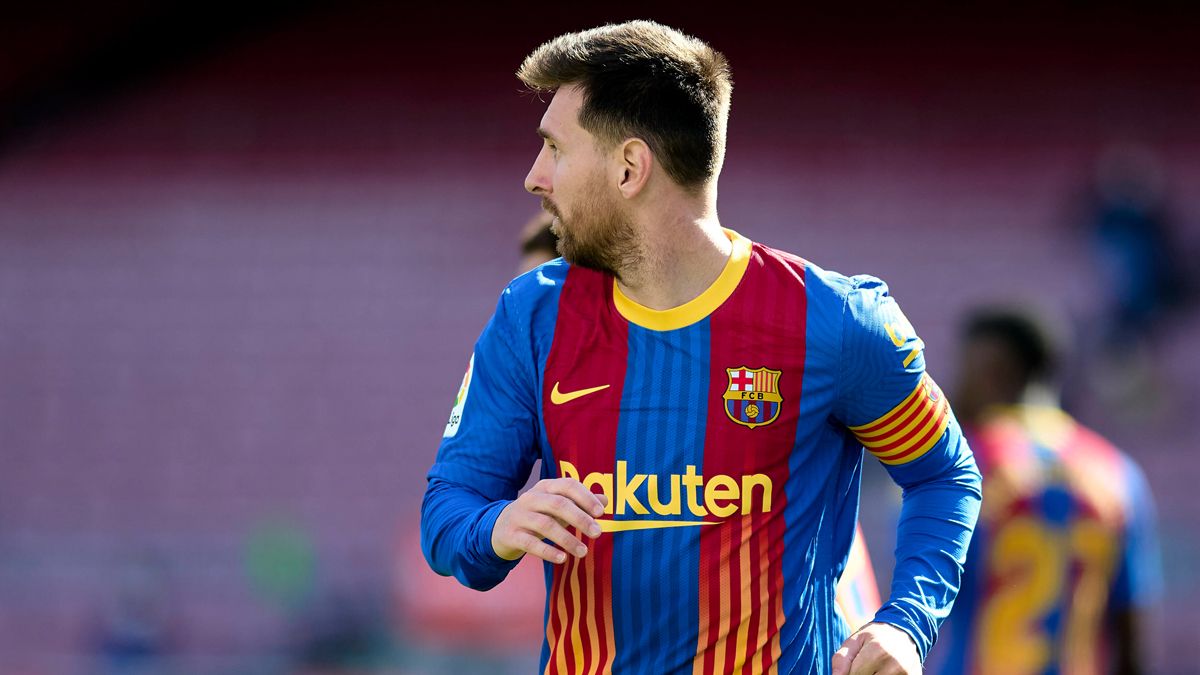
462, 499, 522, 588
873, 601, 935, 662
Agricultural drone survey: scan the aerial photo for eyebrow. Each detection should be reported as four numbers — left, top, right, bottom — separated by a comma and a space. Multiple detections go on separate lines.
537, 128, 560, 144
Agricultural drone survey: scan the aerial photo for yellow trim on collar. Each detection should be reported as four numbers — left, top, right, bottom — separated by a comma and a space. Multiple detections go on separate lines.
613, 229, 752, 331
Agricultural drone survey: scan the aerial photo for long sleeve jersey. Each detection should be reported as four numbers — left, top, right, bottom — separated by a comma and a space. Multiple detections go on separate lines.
422, 229, 982, 673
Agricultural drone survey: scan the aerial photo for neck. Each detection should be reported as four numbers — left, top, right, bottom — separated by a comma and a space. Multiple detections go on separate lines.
614, 191, 730, 311
1020, 383, 1060, 409
962, 384, 1059, 427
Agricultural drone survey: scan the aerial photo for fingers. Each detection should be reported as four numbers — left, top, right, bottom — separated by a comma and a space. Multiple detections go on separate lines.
528, 492, 602, 539
831, 648, 852, 675
516, 509, 588, 558
848, 641, 889, 675
492, 478, 609, 564
832, 632, 866, 675
540, 478, 606, 517
511, 531, 570, 565
493, 509, 583, 564
832, 624, 918, 675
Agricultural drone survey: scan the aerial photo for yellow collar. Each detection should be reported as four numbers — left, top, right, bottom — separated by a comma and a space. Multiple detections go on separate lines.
612, 229, 752, 331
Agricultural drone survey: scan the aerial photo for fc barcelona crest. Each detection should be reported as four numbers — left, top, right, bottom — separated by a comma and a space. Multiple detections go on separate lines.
723, 366, 783, 429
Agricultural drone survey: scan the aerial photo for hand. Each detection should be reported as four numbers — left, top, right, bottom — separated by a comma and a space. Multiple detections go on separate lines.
491, 478, 608, 564
832, 622, 921, 675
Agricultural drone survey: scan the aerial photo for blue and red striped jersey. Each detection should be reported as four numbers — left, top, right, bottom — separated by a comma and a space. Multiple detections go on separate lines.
933, 406, 1162, 675
422, 230, 981, 673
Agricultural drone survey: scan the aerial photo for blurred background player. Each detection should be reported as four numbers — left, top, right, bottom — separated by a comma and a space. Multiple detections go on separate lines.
517, 211, 559, 274
1071, 143, 1193, 420
932, 308, 1162, 675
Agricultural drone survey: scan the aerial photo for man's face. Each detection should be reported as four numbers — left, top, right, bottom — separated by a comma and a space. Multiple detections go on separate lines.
524, 85, 639, 276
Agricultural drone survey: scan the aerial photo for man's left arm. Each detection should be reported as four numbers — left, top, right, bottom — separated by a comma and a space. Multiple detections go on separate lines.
832, 276, 983, 673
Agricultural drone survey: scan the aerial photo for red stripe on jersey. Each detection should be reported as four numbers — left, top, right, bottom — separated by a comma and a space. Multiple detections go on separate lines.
542, 266, 628, 674
696, 245, 807, 673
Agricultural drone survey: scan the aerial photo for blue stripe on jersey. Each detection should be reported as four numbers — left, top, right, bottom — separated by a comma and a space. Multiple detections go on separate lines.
779, 264, 860, 667
611, 320, 709, 674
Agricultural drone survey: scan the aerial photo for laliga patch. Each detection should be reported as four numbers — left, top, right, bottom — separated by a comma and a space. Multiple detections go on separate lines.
443, 353, 474, 438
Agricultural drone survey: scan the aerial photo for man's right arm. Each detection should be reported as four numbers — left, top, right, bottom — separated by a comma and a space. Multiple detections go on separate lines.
420, 288, 539, 590
422, 476, 521, 590
423, 472, 607, 591
420, 287, 604, 591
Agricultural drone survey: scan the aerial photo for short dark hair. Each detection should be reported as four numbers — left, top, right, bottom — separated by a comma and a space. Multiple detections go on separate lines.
520, 213, 558, 256
963, 308, 1059, 384
517, 20, 732, 190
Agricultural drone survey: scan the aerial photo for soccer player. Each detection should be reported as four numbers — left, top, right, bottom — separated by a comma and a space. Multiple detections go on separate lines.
518, 205, 886, 636
421, 21, 981, 674
933, 309, 1162, 675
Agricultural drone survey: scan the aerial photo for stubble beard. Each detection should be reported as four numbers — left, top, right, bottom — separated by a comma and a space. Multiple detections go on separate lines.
541, 187, 640, 279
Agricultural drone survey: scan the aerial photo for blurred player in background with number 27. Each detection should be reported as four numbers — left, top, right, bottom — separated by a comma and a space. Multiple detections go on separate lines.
933, 309, 1161, 675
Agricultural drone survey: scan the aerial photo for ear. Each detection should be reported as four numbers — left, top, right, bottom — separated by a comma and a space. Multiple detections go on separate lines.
615, 138, 653, 199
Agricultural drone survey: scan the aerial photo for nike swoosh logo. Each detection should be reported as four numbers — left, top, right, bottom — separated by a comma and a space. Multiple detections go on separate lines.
884, 322, 907, 348
597, 519, 716, 533
550, 382, 610, 405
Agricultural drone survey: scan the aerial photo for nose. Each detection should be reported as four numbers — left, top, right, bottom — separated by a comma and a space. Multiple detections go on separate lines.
524, 146, 552, 195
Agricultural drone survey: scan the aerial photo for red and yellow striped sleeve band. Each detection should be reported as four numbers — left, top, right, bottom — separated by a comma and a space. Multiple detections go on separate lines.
848, 374, 950, 465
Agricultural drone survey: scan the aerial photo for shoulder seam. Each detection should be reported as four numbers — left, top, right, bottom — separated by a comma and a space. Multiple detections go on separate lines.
833, 277, 862, 416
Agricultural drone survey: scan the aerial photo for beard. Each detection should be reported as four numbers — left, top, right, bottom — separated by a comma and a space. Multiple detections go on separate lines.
541, 185, 640, 278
